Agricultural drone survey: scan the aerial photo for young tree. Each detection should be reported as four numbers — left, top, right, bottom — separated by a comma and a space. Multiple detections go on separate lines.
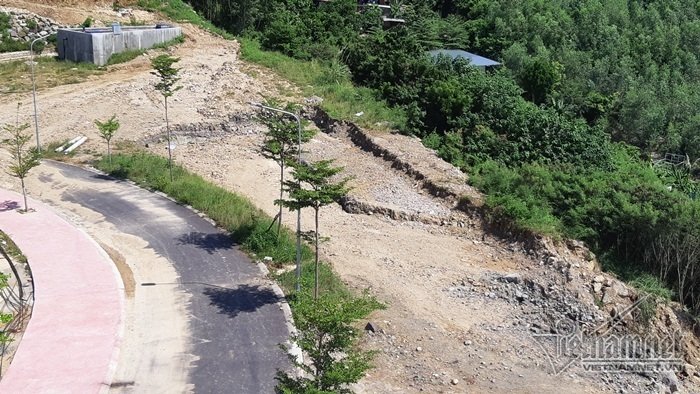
256, 102, 311, 237
151, 54, 181, 182
276, 293, 378, 394
282, 160, 350, 300
2, 104, 40, 213
95, 114, 120, 165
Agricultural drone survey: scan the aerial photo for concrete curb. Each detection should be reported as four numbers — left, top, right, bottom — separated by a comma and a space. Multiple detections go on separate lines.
257, 262, 304, 366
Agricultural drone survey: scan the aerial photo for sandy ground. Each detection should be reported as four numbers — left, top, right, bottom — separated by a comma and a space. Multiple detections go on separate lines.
0, 1, 629, 393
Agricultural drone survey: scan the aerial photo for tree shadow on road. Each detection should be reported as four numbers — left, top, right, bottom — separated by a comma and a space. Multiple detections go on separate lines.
204, 284, 281, 318
176, 231, 234, 254
0, 201, 19, 212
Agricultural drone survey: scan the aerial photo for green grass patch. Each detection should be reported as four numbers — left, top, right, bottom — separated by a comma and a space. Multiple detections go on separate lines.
107, 49, 146, 65
41, 140, 76, 161
95, 152, 336, 284
95, 152, 376, 305
629, 274, 675, 301
107, 36, 185, 66
600, 254, 675, 301
153, 34, 185, 48
0, 57, 101, 93
135, 0, 234, 39
239, 37, 406, 131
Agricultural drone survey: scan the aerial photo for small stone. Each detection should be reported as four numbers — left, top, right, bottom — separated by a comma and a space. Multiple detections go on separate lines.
515, 290, 528, 302
683, 363, 696, 377
263, 256, 273, 262
593, 282, 603, 293
364, 322, 378, 333
593, 275, 605, 283
451, 379, 459, 385
502, 273, 522, 284
415, 346, 422, 352
612, 282, 629, 298
463, 340, 472, 346
661, 371, 679, 392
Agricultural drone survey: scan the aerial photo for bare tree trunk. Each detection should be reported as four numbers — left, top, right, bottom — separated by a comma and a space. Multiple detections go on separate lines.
165, 96, 173, 182
107, 139, 112, 166
278, 147, 284, 237
20, 178, 27, 212
314, 206, 319, 301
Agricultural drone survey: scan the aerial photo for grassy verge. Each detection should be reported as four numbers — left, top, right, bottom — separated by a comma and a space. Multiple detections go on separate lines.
107, 49, 146, 66
239, 38, 406, 131
135, 0, 234, 39
0, 58, 102, 93
95, 152, 364, 300
107, 35, 185, 66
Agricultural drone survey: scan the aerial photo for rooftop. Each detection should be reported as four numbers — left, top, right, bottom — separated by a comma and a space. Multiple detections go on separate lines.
428, 49, 500, 67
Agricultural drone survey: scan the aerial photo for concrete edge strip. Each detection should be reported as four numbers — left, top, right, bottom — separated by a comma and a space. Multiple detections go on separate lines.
257, 262, 303, 366
77, 230, 127, 394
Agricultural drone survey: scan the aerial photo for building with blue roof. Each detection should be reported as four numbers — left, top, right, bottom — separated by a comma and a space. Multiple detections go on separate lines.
428, 49, 501, 69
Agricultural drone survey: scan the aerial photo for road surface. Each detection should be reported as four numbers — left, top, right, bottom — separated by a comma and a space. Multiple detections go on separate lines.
50, 160, 289, 393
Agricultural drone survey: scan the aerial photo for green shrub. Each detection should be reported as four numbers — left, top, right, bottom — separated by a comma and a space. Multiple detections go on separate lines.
26, 19, 38, 31
0, 12, 10, 31
107, 49, 145, 65
81, 17, 93, 28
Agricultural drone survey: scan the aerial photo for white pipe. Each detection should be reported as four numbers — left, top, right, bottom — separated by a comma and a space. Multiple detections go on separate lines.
55, 136, 82, 152
64, 136, 87, 154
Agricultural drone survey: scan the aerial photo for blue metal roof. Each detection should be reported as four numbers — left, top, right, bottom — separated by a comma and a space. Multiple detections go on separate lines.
428, 49, 501, 67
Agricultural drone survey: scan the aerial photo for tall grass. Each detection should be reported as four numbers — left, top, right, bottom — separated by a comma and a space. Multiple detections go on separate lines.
106, 35, 185, 65
107, 49, 146, 65
239, 38, 406, 131
135, 0, 234, 39
94, 152, 364, 297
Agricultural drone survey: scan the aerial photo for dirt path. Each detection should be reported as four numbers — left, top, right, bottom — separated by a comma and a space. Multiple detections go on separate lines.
0, 2, 679, 393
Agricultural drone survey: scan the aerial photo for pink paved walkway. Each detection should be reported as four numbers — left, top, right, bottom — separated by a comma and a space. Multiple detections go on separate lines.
0, 189, 123, 393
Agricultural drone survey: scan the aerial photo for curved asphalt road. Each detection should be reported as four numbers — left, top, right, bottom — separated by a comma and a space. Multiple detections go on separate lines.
52, 161, 289, 393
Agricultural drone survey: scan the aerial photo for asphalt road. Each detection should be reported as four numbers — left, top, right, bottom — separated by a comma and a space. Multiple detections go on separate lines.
51, 161, 289, 393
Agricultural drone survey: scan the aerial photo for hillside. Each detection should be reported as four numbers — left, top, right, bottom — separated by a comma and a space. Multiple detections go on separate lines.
0, 1, 699, 393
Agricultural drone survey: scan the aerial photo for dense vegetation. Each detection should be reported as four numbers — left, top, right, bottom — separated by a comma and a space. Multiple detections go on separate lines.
144, 1, 700, 312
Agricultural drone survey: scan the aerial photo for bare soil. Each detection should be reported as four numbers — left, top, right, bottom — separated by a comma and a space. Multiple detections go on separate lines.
1, 1, 698, 393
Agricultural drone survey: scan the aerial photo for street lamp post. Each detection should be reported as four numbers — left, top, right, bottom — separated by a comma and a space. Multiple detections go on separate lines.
249, 102, 303, 293
30, 35, 53, 153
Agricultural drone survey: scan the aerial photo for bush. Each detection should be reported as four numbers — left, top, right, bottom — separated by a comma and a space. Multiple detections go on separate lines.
470, 145, 700, 312
277, 292, 380, 394
81, 17, 93, 28
107, 49, 145, 65
26, 19, 38, 32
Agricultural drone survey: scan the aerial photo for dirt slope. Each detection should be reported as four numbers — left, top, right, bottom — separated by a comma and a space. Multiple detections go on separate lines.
1, 1, 698, 393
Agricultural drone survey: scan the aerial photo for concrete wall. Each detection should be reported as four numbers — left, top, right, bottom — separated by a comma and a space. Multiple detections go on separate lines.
57, 29, 94, 64
57, 26, 182, 66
